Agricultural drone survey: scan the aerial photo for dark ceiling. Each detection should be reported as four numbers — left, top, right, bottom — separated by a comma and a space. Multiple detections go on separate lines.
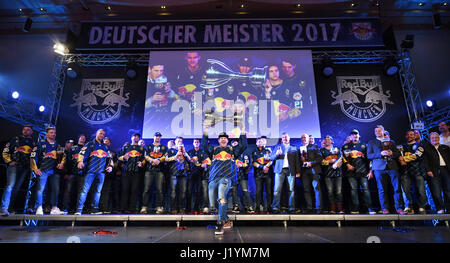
0, 0, 448, 34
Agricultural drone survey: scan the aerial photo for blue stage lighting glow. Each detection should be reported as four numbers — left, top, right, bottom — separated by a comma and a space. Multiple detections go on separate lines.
426, 100, 433, 108
39, 105, 45, 112
11, 91, 19, 99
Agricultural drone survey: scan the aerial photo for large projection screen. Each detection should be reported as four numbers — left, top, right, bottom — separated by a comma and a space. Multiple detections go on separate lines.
143, 50, 321, 139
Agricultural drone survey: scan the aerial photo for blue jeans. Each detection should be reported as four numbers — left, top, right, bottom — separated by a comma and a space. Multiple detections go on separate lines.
77, 172, 105, 211
324, 177, 343, 204
347, 176, 372, 211
400, 173, 427, 209
272, 168, 295, 212
1, 165, 30, 210
374, 169, 403, 211
35, 170, 60, 208
232, 179, 253, 209
142, 170, 165, 208
208, 177, 231, 223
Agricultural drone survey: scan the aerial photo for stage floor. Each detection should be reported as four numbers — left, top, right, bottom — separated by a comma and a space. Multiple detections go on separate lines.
0, 224, 449, 243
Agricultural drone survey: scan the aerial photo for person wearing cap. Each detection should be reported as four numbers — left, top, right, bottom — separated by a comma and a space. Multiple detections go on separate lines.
320, 135, 344, 214
367, 125, 404, 215
186, 138, 209, 214
0, 125, 36, 216
75, 129, 113, 215
165, 136, 192, 214
202, 120, 247, 234
231, 139, 254, 214
141, 132, 168, 214
30, 126, 66, 215
118, 133, 146, 214
252, 136, 273, 213
342, 129, 375, 214
61, 134, 86, 214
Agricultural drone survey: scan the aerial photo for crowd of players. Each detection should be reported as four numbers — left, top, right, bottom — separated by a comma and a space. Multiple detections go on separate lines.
1, 122, 449, 233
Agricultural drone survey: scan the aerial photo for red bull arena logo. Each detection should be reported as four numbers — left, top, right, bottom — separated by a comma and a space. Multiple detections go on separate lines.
331, 76, 393, 122
71, 79, 130, 125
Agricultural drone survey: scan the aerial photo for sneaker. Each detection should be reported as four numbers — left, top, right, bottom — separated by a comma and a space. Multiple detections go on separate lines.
0, 209, 10, 216
223, 220, 232, 229
418, 208, 426, 214
404, 207, 414, 215
156, 207, 164, 214
232, 205, 240, 214
50, 207, 65, 215
102, 210, 111, 214
350, 210, 359, 214
90, 208, 102, 215
26, 208, 34, 214
368, 209, 377, 215
437, 209, 445, 214
396, 209, 406, 215
74, 210, 82, 215
140, 207, 147, 214
62, 209, 69, 215
36, 206, 44, 215
214, 224, 224, 235
202, 207, 209, 214
382, 209, 390, 214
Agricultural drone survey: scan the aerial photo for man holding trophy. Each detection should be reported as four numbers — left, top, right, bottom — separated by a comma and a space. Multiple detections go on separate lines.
367, 125, 405, 215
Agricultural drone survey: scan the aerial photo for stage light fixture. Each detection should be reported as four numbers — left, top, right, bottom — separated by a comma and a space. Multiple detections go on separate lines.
105, 5, 112, 11
400, 34, 414, 49
444, 3, 448, 6
418, 2, 425, 7
38, 105, 45, 112
126, 60, 137, 79
19, 8, 23, 12
384, 57, 399, 76
161, 5, 166, 9
426, 100, 434, 108
321, 58, 334, 77
53, 43, 68, 55
11, 91, 20, 100
39, 7, 46, 12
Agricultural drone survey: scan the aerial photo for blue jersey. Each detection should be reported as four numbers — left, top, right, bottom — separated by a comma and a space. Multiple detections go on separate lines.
30, 139, 64, 172
78, 139, 112, 174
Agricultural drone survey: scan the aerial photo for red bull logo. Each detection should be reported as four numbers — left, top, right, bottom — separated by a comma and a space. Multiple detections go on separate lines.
203, 158, 211, 165
351, 22, 375, 41
350, 150, 364, 158
324, 155, 339, 161
150, 152, 163, 158
257, 157, 270, 165
236, 160, 243, 166
128, 150, 141, 158
44, 150, 58, 159
16, 146, 32, 154
213, 151, 232, 161
90, 150, 108, 158
72, 154, 79, 160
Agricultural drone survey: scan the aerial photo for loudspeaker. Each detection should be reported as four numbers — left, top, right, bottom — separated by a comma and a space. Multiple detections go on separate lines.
23, 17, 32, 32
432, 12, 441, 29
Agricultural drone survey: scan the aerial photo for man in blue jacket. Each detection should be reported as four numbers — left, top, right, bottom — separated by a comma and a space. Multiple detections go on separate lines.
367, 125, 405, 214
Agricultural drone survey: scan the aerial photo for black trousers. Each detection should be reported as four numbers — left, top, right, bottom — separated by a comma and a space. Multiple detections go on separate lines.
255, 176, 272, 212
120, 171, 141, 212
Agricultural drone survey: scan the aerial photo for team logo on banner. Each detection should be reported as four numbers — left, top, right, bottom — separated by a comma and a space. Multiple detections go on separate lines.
71, 78, 130, 124
331, 76, 393, 122
351, 23, 375, 41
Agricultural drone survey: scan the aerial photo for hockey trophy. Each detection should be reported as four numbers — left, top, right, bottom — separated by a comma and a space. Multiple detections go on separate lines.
204, 109, 244, 127
381, 139, 392, 162
200, 59, 268, 89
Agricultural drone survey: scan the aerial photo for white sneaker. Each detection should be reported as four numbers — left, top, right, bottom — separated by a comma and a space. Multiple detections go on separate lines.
74, 211, 82, 215
50, 207, 65, 215
202, 207, 209, 214
156, 207, 164, 214
36, 206, 44, 215
140, 207, 147, 214
418, 208, 426, 214
437, 209, 445, 214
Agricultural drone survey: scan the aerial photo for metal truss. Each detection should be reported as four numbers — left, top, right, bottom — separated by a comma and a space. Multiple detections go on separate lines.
312, 50, 398, 64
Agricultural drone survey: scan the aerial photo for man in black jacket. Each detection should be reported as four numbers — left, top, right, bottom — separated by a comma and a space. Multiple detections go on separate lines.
424, 132, 450, 214
299, 133, 323, 214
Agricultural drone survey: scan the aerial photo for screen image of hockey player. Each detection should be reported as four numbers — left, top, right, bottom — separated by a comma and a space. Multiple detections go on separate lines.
142, 50, 321, 139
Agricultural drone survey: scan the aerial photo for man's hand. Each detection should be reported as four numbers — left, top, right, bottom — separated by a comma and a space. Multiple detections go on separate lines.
346, 163, 355, 171
332, 163, 338, 170
106, 166, 113, 173
138, 161, 142, 167
305, 162, 312, 168
123, 153, 130, 161
263, 166, 269, 173
9, 161, 17, 166
78, 162, 85, 170
151, 92, 163, 103
399, 156, 407, 166
427, 171, 434, 178
367, 170, 374, 180
152, 159, 160, 166
295, 173, 301, 178
201, 163, 207, 168
34, 169, 42, 176
57, 163, 64, 170
276, 148, 282, 156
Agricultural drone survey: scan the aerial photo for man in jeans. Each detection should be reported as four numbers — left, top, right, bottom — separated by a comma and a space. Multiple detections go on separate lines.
1, 125, 35, 215
202, 122, 247, 235
270, 132, 301, 214
398, 130, 427, 214
75, 129, 113, 215
252, 136, 273, 214
424, 132, 450, 214
231, 141, 254, 214
342, 129, 375, 214
367, 125, 405, 215
30, 126, 66, 215
141, 132, 168, 214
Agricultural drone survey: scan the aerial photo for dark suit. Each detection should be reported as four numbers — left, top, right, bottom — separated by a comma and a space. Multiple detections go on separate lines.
367, 138, 403, 212
270, 144, 300, 212
298, 144, 323, 211
424, 143, 450, 211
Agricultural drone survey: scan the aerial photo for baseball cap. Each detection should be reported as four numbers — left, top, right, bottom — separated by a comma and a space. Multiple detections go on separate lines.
154, 132, 162, 137
350, 129, 359, 135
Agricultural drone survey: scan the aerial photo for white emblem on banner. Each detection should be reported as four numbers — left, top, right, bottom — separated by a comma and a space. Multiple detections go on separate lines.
331, 76, 393, 122
70, 78, 129, 124
351, 23, 375, 41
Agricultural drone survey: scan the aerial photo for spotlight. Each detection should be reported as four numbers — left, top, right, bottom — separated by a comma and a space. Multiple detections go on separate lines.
39, 7, 46, 12
384, 57, 399, 76
105, 5, 112, 11
161, 5, 166, 9
39, 105, 45, 112
297, 3, 301, 8
126, 60, 137, 79
241, 4, 245, 8
425, 100, 435, 108
418, 2, 425, 7
321, 58, 334, 77
53, 42, 68, 55
19, 8, 23, 12
350, 3, 355, 7
11, 91, 20, 100
444, 3, 448, 6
